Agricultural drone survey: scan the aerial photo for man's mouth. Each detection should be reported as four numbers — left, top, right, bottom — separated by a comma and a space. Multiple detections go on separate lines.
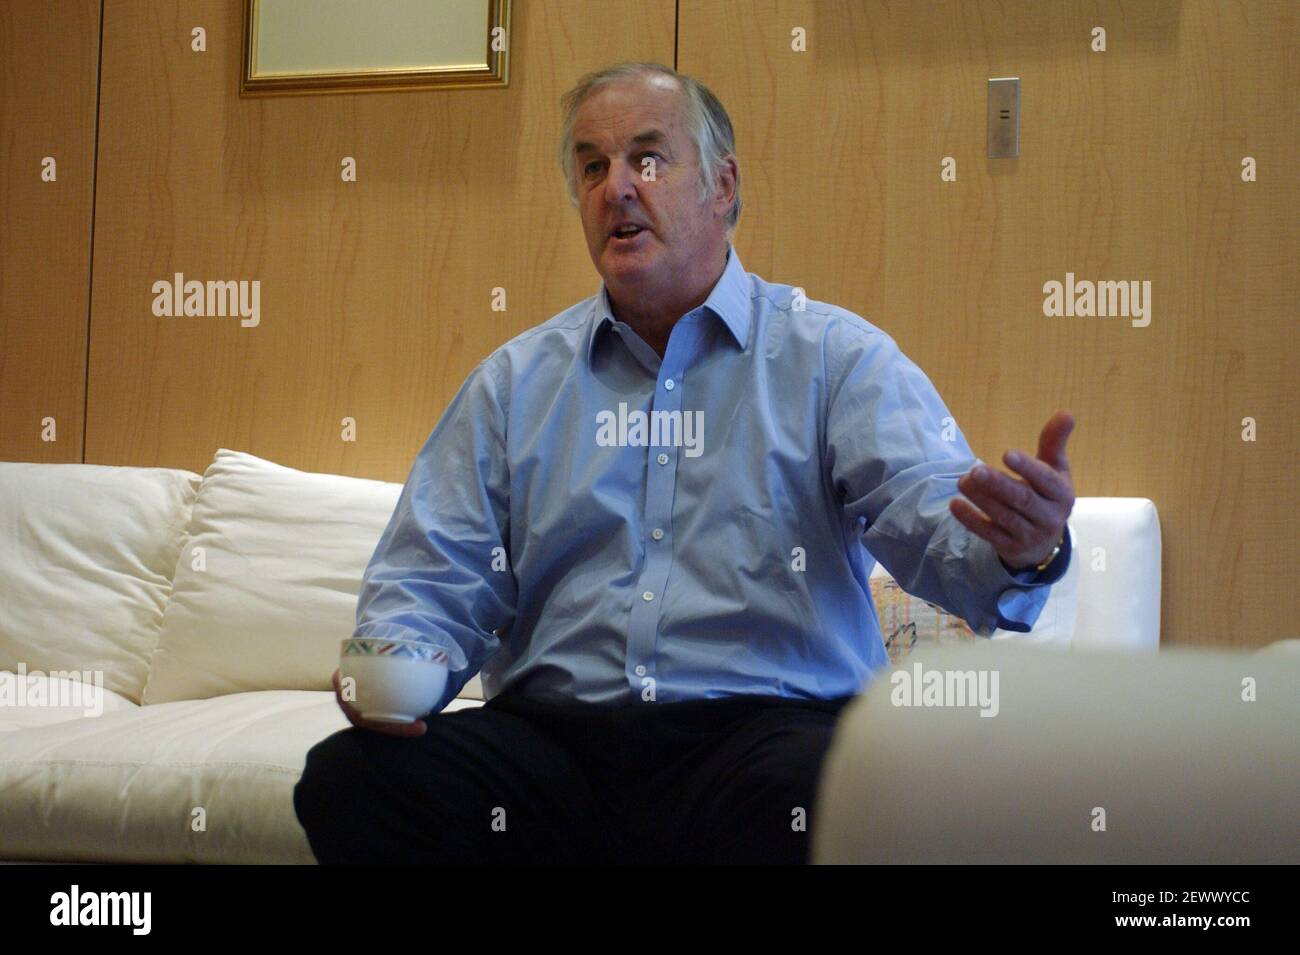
610, 222, 648, 237
608, 224, 650, 250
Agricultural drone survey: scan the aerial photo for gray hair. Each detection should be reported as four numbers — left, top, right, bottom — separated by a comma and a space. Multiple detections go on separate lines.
556, 62, 741, 236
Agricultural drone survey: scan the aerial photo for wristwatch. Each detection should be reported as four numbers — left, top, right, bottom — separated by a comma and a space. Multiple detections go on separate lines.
1031, 530, 1067, 574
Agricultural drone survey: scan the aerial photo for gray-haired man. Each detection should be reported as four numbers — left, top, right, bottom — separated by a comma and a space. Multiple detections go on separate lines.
294, 62, 1075, 864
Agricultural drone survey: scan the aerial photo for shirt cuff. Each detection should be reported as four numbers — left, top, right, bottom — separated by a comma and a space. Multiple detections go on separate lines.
968, 526, 1073, 635
998, 528, 1073, 586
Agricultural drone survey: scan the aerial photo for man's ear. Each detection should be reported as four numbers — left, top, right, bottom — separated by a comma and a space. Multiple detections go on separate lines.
714, 156, 739, 210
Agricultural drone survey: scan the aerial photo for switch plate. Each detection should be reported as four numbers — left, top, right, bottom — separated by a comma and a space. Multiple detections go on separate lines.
988, 77, 1020, 158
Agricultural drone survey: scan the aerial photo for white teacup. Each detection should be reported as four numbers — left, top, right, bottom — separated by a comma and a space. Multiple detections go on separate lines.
339, 637, 451, 723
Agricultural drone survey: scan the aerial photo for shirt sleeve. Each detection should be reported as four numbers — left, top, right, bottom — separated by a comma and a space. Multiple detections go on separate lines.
353, 357, 517, 714
822, 319, 1068, 636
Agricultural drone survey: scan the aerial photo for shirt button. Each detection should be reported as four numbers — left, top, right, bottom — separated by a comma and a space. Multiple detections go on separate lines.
651, 528, 664, 541
664, 378, 675, 391
642, 591, 654, 601
656, 452, 669, 465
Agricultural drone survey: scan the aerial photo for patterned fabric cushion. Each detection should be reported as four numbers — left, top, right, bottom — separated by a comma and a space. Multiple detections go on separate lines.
869, 576, 978, 662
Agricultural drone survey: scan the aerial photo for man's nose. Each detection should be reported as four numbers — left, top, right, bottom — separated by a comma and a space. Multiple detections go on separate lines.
603, 157, 639, 204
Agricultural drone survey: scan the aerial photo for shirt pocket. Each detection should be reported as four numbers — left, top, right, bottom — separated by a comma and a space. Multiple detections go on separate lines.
731, 503, 811, 615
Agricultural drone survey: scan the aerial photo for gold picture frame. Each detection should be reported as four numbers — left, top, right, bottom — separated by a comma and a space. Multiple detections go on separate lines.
240, 0, 510, 97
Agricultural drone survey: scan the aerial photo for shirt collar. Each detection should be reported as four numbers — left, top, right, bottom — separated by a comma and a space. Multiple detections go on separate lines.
587, 242, 751, 364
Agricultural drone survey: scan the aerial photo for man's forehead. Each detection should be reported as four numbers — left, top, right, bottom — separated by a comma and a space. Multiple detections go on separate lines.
571, 78, 684, 151
573, 126, 672, 155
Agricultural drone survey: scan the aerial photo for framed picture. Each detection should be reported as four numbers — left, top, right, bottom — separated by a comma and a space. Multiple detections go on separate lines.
240, 0, 510, 97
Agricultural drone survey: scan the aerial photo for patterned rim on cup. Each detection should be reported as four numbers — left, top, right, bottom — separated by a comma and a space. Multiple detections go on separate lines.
340, 637, 450, 665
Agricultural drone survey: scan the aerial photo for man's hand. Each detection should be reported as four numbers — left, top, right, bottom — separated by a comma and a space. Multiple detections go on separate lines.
950, 411, 1076, 572
332, 667, 428, 737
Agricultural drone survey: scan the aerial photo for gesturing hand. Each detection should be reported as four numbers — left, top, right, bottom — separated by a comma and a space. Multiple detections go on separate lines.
950, 411, 1076, 572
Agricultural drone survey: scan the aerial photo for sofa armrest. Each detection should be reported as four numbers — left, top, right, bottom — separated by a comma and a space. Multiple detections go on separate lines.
813, 643, 1298, 863
1068, 497, 1162, 651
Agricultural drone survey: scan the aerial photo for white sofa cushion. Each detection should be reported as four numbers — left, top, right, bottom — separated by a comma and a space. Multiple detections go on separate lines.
143, 449, 485, 704
0, 673, 137, 733
0, 690, 482, 863
143, 449, 403, 703
0, 461, 201, 704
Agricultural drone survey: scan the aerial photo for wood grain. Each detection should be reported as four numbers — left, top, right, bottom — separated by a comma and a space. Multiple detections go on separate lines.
83, 0, 674, 477
0, 0, 99, 463
679, 0, 1297, 647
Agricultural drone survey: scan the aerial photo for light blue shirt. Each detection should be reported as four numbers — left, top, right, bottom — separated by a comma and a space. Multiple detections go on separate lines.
355, 242, 1071, 712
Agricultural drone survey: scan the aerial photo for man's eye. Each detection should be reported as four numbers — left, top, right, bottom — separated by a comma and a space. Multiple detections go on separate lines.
584, 161, 602, 175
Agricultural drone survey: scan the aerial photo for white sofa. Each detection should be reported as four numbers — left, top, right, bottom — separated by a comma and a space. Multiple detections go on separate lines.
1, 449, 1167, 863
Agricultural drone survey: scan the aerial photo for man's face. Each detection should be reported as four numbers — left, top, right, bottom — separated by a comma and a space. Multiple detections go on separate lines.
570, 74, 725, 302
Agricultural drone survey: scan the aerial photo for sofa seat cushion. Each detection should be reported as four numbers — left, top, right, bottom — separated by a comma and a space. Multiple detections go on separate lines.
0, 673, 137, 733
0, 689, 481, 863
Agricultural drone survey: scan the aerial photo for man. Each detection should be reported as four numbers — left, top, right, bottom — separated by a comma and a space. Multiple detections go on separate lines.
294, 62, 1075, 865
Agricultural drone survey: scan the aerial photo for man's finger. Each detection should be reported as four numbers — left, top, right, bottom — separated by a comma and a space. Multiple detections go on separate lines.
1036, 410, 1075, 473
957, 479, 1040, 542
1002, 449, 1071, 504
959, 464, 1051, 526
950, 497, 1018, 551
361, 716, 427, 736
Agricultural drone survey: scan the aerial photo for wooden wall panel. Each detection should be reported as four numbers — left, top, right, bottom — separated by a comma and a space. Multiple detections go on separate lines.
85, 0, 675, 478
4, 1, 1294, 650
0, 0, 100, 462
679, 0, 1298, 648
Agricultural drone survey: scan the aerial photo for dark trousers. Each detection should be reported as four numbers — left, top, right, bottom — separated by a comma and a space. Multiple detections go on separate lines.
293, 689, 855, 864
